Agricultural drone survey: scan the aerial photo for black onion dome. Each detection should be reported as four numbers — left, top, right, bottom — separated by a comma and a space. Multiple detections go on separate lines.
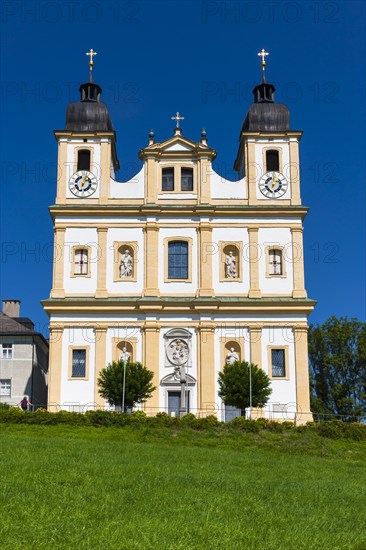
65, 79, 114, 132
241, 78, 290, 132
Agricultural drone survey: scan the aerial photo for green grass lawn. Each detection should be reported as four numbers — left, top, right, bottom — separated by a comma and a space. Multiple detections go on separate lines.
0, 424, 365, 550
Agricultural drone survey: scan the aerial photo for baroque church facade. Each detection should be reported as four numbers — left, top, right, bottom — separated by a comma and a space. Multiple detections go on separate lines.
43, 51, 315, 422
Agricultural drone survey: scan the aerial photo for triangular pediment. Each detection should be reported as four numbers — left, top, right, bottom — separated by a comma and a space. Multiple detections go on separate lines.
139, 132, 217, 160
163, 140, 194, 152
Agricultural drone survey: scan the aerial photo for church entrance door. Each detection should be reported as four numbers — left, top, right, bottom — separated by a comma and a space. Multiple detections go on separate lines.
168, 391, 190, 416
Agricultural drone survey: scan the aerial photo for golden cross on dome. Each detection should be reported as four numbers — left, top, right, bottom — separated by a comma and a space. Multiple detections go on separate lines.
257, 48, 269, 69
171, 111, 185, 128
86, 48, 97, 71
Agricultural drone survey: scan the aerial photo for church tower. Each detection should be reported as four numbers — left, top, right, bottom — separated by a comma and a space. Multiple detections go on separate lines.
43, 50, 315, 423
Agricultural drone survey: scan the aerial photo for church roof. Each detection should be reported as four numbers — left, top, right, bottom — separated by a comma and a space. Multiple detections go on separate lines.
65, 79, 114, 132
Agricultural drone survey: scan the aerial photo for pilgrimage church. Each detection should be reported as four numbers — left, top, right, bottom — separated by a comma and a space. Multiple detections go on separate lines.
43, 50, 315, 422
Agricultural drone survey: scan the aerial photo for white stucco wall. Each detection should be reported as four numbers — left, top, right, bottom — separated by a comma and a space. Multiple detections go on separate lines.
210, 170, 247, 199
63, 227, 98, 294
211, 227, 250, 295
158, 227, 198, 293
261, 326, 297, 417
106, 227, 144, 294
60, 327, 96, 411
110, 166, 145, 199
258, 227, 294, 295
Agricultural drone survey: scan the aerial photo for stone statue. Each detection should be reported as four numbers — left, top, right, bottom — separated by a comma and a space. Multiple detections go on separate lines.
226, 347, 239, 365
225, 251, 237, 278
119, 346, 130, 363
119, 249, 133, 278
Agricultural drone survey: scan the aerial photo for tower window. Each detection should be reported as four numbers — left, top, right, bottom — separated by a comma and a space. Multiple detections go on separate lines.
162, 168, 174, 191
74, 249, 89, 275
269, 249, 283, 275
266, 150, 279, 172
168, 241, 188, 279
181, 168, 193, 191
77, 149, 91, 171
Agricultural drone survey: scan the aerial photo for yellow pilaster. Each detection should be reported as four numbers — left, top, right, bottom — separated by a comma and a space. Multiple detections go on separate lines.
95, 228, 108, 298
197, 223, 214, 297
250, 326, 262, 367
145, 158, 157, 203
99, 141, 111, 202
247, 141, 257, 204
291, 228, 307, 298
294, 327, 313, 425
248, 227, 262, 298
144, 223, 159, 296
199, 158, 211, 203
289, 141, 301, 205
56, 141, 67, 204
51, 227, 65, 298
142, 323, 160, 412
94, 327, 107, 408
198, 323, 216, 416
48, 326, 64, 411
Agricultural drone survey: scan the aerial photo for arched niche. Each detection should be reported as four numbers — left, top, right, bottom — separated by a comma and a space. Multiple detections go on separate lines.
223, 340, 241, 366
221, 243, 241, 281
113, 242, 138, 282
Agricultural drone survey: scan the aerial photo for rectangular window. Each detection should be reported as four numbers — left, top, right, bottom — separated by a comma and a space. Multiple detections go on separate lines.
77, 149, 91, 171
74, 249, 88, 275
266, 150, 279, 172
162, 168, 174, 191
181, 168, 193, 191
271, 349, 286, 377
2, 344, 13, 359
0, 379, 11, 396
168, 241, 188, 279
269, 249, 283, 275
72, 349, 86, 378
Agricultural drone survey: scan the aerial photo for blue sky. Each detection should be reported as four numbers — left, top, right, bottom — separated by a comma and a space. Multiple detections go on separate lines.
1, 0, 365, 336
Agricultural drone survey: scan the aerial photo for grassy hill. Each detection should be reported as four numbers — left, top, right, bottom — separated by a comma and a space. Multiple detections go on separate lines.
1, 422, 365, 549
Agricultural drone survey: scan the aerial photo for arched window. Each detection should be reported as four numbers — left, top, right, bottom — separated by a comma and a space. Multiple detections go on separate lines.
74, 248, 89, 275
266, 150, 279, 172
168, 241, 188, 279
77, 149, 91, 171
269, 249, 283, 275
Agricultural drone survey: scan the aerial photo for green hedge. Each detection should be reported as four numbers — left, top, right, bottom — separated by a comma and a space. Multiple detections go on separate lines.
0, 408, 365, 441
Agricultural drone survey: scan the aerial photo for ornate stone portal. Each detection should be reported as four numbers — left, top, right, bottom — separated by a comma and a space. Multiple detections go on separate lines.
163, 329, 194, 416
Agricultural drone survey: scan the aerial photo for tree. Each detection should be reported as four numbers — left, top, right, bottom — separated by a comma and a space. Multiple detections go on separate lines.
97, 361, 156, 410
218, 361, 272, 415
309, 317, 366, 418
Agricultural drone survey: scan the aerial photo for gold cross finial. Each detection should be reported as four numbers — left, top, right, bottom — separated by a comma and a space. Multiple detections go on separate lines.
171, 111, 185, 128
257, 48, 269, 69
86, 48, 97, 71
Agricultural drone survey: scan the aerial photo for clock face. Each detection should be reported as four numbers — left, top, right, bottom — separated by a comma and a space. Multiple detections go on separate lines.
259, 171, 288, 198
69, 171, 98, 197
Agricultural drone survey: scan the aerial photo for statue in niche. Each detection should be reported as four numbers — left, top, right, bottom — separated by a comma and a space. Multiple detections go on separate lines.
225, 251, 237, 278
119, 346, 130, 363
119, 249, 133, 278
226, 347, 239, 365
